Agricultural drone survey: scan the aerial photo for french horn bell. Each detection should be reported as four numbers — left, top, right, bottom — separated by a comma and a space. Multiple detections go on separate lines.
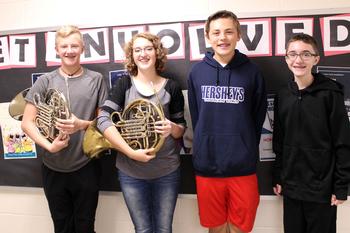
83, 98, 165, 159
83, 119, 112, 158
8, 88, 30, 121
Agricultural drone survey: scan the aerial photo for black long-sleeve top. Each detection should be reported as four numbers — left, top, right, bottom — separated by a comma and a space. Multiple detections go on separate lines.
272, 73, 350, 203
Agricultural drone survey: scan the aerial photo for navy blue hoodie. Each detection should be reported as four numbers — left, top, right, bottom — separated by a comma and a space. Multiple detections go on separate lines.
188, 50, 267, 177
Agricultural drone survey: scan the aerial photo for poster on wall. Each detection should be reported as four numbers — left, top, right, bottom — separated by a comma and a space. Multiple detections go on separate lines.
317, 66, 350, 120
0, 103, 37, 159
180, 90, 193, 155
259, 94, 275, 161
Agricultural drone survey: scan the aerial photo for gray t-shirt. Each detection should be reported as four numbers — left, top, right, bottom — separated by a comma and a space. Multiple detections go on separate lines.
97, 76, 186, 179
25, 68, 108, 172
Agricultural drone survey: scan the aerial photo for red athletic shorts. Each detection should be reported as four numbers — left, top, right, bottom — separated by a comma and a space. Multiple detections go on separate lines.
195, 174, 260, 232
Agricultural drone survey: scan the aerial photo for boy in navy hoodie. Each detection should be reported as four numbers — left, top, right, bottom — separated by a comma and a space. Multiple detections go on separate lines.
272, 34, 350, 233
187, 10, 267, 233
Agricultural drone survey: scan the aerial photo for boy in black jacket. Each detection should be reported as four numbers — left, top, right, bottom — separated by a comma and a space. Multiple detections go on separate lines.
272, 34, 350, 233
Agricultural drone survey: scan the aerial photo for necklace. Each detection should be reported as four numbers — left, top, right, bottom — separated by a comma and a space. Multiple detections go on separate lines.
59, 66, 82, 113
60, 66, 82, 77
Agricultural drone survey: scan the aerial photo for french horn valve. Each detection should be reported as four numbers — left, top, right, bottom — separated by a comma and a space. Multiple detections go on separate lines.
33, 89, 71, 142
83, 99, 165, 158
8, 88, 71, 143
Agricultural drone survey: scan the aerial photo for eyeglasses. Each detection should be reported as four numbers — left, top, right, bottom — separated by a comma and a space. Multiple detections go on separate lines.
133, 46, 155, 54
285, 51, 318, 61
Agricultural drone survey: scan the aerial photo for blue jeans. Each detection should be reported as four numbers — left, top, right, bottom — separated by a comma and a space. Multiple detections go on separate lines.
118, 168, 180, 233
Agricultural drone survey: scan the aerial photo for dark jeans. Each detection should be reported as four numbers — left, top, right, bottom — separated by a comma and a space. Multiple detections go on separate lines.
118, 168, 180, 233
42, 160, 100, 233
283, 196, 337, 233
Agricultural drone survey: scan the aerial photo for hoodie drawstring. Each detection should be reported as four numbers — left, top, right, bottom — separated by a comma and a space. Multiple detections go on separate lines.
228, 72, 232, 89
216, 67, 220, 86
216, 66, 232, 98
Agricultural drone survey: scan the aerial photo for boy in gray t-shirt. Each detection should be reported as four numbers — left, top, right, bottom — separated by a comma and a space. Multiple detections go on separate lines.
21, 25, 108, 233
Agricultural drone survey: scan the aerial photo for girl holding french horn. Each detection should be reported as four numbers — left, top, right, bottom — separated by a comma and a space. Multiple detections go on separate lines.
96, 32, 186, 233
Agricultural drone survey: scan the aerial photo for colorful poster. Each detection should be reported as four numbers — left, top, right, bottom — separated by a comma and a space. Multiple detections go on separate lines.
0, 103, 37, 159
259, 94, 275, 161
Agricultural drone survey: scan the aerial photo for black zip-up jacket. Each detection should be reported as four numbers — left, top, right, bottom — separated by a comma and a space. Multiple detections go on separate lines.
272, 73, 350, 203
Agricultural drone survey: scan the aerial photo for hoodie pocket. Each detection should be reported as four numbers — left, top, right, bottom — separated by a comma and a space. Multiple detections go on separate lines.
192, 133, 251, 175
282, 146, 332, 190
301, 147, 333, 181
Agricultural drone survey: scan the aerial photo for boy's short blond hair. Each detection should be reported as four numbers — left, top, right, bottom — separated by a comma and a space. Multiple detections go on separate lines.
55, 25, 83, 46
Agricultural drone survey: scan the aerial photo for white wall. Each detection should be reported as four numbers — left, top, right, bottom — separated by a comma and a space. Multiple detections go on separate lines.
0, 186, 350, 233
1, 0, 350, 34
1, 0, 350, 232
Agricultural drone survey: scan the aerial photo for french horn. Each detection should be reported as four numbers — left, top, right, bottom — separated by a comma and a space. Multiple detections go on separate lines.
83, 98, 165, 159
8, 88, 71, 142
33, 89, 71, 142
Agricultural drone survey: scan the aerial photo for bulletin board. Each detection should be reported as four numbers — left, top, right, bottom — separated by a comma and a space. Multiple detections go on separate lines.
0, 13, 349, 195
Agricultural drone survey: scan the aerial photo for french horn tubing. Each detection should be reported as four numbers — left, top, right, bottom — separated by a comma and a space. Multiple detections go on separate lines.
83, 98, 165, 159
8, 88, 71, 142
33, 89, 71, 142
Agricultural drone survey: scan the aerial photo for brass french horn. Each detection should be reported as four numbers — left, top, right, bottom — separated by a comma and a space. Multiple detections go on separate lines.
83, 99, 165, 159
8, 88, 71, 142
33, 89, 71, 142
